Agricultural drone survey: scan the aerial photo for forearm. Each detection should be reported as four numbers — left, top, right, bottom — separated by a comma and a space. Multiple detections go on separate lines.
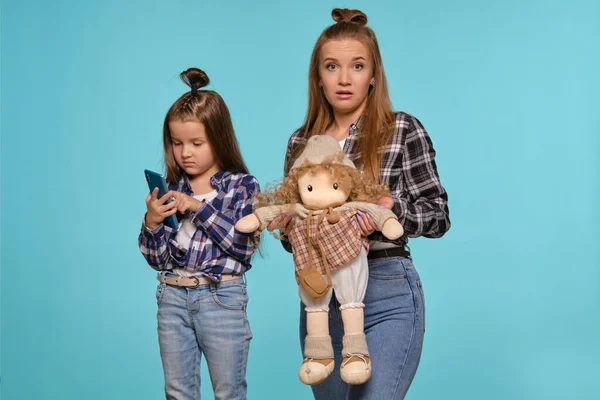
137, 221, 170, 270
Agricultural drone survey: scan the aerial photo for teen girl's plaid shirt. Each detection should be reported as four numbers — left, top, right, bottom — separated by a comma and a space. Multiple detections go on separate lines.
138, 171, 260, 281
283, 112, 450, 250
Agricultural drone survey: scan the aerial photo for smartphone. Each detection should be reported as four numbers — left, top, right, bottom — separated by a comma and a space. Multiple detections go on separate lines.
144, 169, 178, 230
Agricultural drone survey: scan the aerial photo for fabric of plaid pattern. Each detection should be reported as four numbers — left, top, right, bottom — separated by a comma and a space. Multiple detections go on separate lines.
138, 170, 260, 281
282, 112, 450, 252
288, 209, 368, 282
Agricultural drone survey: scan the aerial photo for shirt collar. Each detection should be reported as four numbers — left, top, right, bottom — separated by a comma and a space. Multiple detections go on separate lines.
180, 170, 228, 195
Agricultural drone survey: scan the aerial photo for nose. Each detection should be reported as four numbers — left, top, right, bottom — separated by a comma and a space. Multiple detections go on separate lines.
339, 68, 350, 86
182, 144, 192, 158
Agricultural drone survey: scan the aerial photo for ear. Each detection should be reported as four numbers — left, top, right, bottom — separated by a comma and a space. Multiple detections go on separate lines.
370, 78, 375, 86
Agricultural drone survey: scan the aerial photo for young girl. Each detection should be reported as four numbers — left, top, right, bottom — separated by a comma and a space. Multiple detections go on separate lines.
138, 67, 259, 400
269, 8, 451, 400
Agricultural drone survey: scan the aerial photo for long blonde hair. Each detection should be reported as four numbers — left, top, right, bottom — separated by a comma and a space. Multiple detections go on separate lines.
298, 8, 396, 182
162, 68, 249, 184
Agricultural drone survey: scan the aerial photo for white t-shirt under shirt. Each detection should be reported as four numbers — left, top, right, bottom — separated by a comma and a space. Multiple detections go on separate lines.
173, 190, 218, 277
337, 137, 398, 251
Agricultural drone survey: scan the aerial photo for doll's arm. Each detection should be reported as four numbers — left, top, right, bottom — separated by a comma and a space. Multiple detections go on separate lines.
235, 203, 310, 232
341, 201, 404, 240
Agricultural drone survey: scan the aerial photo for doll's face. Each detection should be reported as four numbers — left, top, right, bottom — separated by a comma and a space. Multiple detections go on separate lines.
298, 170, 349, 209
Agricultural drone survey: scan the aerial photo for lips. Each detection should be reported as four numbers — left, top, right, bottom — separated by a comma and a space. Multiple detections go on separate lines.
336, 90, 353, 99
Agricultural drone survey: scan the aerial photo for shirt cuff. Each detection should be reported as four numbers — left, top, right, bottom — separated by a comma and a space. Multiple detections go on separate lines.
142, 218, 165, 239
192, 201, 216, 228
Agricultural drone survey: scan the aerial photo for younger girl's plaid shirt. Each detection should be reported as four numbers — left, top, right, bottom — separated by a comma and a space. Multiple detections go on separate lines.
138, 170, 260, 281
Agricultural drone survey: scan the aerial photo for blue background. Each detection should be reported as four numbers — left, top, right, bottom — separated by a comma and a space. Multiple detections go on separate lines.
2, 0, 599, 399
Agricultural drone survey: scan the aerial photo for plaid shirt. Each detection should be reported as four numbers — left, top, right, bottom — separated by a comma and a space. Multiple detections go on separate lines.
288, 209, 368, 282
282, 112, 450, 250
138, 170, 260, 281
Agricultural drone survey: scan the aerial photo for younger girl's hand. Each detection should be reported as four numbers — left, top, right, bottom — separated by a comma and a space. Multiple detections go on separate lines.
171, 192, 204, 214
145, 188, 178, 230
357, 210, 377, 236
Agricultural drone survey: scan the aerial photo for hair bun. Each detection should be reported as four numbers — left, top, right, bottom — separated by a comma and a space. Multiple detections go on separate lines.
180, 68, 209, 93
331, 8, 368, 26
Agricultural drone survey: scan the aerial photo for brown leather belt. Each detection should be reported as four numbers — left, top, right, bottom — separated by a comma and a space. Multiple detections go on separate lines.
157, 274, 241, 288
367, 247, 410, 260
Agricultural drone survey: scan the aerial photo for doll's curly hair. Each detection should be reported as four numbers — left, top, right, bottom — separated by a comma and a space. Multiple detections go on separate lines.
257, 156, 390, 208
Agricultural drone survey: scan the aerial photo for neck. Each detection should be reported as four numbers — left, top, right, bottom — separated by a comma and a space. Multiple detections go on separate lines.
328, 101, 367, 141
187, 165, 221, 195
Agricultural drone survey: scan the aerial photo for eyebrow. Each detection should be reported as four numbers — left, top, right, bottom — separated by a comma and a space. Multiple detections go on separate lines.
322, 56, 367, 63
170, 136, 205, 141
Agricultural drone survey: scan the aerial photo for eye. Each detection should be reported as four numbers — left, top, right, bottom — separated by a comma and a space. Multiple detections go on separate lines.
307, 185, 313, 192
333, 183, 338, 190
326, 64, 337, 71
353, 64, 363, 71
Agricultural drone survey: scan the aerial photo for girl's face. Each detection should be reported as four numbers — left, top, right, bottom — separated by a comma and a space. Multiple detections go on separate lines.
319, 39, 374, 118
169, 119, 220, 179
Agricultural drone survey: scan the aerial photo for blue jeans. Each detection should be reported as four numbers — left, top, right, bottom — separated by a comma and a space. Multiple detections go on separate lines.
300, 256, 425, 399
156, 278, 252, 400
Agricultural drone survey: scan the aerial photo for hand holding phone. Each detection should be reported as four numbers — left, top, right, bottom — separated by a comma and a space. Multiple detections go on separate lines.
144, 169, 179, 230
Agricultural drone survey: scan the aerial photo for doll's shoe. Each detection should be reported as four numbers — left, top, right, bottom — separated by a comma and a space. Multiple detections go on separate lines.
340, 354, 372, 385
298, 358, 334, 385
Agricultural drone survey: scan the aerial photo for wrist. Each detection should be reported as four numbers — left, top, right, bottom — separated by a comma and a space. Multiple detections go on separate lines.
145, 213, 159, 230
191, 198, 205, 214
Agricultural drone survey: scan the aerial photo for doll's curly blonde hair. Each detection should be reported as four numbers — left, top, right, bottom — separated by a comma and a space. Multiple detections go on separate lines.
257, 156, 390, 208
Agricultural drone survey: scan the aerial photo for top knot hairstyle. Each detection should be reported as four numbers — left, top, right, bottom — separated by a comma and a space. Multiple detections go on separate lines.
291, 8, 397, 183
180, 67, 209, 95
331, 8, 367, 25
162, 67, 249, 184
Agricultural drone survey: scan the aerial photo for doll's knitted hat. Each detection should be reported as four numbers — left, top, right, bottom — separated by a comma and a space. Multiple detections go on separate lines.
291, 134, 356, 171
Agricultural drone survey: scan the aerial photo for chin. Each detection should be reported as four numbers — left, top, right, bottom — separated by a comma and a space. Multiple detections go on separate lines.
332, 102, 362, 115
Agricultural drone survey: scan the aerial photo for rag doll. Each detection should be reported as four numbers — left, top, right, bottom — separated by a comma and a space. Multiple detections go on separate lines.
236, 135, 403, 385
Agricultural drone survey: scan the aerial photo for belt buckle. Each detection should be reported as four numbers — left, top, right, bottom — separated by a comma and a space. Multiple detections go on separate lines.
189, 276, 200, 288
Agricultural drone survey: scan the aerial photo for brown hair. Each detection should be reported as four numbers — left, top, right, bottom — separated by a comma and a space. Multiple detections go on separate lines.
257, 161, 389, 208
296, 8, 396, 182
162, 68, 249, 184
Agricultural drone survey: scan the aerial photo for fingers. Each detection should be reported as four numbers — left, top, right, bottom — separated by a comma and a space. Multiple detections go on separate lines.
377, 196, 394, 209
280, 215, 294, 235
357, 211, 375, 235
164, 206, 178, 216
159, 199, 178, 214
267, 216, 282, 233
365, 213, 377, 231
357, 212, 369, 233
150, 187, 159, 201
159, 190, 176, 205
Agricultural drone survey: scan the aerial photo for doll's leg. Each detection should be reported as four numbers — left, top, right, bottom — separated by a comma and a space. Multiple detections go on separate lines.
333, 247, 371, 385
298, 284, 335, 385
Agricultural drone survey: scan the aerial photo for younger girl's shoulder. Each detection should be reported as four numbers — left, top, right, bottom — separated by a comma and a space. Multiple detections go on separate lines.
222, 172, 260, 193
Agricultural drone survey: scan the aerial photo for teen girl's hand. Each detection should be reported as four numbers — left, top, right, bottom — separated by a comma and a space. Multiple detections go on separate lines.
267, 215, 295, 237
170, 192, 204, 214
145, 188, 179, 230
357, 196, 394, 236
377, 196, 394, 210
